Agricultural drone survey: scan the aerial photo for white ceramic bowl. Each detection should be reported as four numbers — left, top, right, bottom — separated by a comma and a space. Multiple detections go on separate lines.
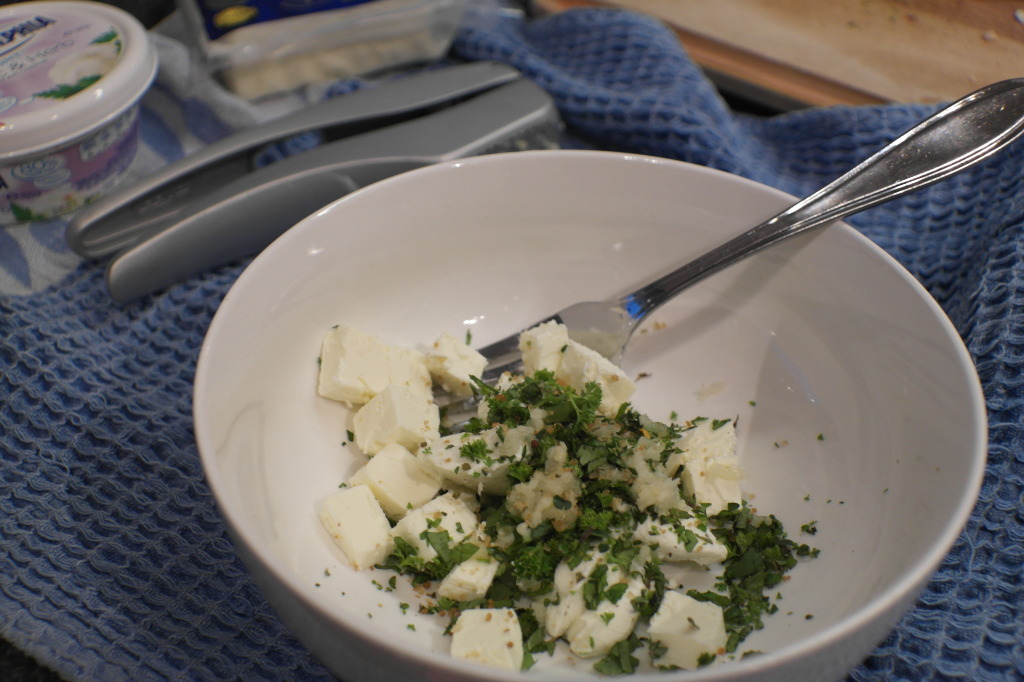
194, 150, 986, 681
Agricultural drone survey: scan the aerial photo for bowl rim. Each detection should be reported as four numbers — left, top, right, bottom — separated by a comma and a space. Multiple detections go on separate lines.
194, 149, 988, 680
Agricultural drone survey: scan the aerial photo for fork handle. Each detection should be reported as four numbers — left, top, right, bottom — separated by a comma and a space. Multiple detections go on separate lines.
621, 78, 1024, 322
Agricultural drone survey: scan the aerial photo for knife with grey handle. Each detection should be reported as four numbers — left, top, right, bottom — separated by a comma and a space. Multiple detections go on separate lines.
102, 75, 561, 301
66, 61, 523, 259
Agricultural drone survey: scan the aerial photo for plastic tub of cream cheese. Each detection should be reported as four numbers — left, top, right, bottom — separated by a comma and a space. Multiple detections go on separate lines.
0, 1, 157, 223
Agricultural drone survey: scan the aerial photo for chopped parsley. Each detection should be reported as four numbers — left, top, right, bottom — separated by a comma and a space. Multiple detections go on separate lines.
459, 439, 493, 464
366, 365, 816, 673
593, 634, 642, 675
689, 504, 820, 652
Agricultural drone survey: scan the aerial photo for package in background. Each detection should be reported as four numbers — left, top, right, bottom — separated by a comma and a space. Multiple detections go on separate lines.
177, 0, 467, 99
0, 1, 158, 222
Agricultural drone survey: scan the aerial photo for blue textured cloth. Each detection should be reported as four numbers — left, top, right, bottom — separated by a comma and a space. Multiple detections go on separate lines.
2, 8, 1022, 681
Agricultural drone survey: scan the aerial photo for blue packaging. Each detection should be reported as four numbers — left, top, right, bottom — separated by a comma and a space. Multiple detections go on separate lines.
178, 0, 466, 99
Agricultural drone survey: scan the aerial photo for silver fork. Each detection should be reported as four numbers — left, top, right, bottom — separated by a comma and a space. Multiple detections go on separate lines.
470, 78, 1024, 383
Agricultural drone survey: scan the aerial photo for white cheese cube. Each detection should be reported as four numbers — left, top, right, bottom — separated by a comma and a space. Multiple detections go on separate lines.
450, 608, 523, 672
565, 567, 645, 658
666, 418, 739, 477
353, 384, 440, 455
347, 443, 442, 519
682, 459, 743, 517
519, 320, 569, 375
556, 339, 635, 416
648, 591, 727, 670
418, 424, 532, 494
390, 492, 478, 561
437, 552, 499, 602
317, 325, 431, 405
317, 485, 394, 570
426, 332, 487, 397
544, 556, 598, 638
444, 486, 482, 514
667, 419, 742, 515
633, 516, 728, 565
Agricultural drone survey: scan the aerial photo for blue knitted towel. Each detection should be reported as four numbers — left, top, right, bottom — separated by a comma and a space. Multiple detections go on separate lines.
1, 8, 1021, 681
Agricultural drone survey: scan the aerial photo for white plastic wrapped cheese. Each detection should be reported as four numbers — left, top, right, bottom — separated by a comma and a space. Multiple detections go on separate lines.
179, 0, 468, 99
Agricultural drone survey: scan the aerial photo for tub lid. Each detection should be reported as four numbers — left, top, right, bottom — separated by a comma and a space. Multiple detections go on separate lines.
0, 1, 158, 160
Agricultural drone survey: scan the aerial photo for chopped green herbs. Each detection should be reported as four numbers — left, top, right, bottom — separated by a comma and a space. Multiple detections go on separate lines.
368, 366, 816, 673
689, 504, 820, 652
593, 635, 642, 675
459, 439, 493, 463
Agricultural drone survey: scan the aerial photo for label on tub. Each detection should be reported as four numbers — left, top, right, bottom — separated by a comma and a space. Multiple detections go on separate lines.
0, 106, 139, 221
0, 8, 122, 121
0, 4, 145, 222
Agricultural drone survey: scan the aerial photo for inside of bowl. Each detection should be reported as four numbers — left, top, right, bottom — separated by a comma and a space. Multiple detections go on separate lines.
196, 151, 984, 678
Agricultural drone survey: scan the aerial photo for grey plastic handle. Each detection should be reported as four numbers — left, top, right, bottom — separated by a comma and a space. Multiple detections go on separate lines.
66, 62, 521, 259
105, 77, 560, 302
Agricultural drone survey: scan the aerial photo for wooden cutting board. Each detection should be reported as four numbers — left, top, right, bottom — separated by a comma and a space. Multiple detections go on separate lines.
535, 0, 1024, 108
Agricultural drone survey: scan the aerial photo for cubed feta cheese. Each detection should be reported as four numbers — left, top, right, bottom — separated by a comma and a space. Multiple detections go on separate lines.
556, 340, 635, 416
544, 556, 598, 638
426, 332, 487, 397
347, 443, 442, 519
647, 591, 727, 670
317, 326, 431, 405
667, 419, 742, 515
519, 320, 569, 375
352, 384, 440, 455
437, 551, 499, 602
449, 608, 523, 672
418, 424, 533, 494
633, 515, 728, 565
565, 568, 645, 658
444, 486, 481, 514
390, 492, 478, 561
317, 485, 394, 570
